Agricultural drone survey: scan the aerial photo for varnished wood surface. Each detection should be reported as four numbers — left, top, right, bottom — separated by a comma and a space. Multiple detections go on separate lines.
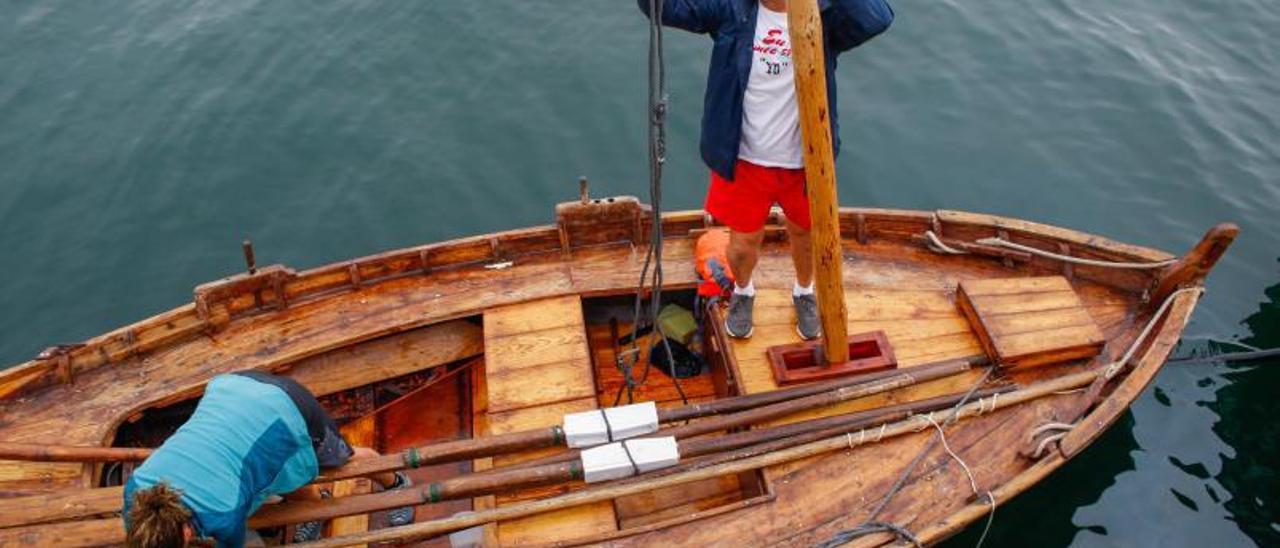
481, 296, 619, 544
957, 276, 1105, 368
0, 204, 1214, 547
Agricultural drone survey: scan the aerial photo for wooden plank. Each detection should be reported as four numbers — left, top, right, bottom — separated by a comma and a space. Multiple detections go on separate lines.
0, 485, 122, 528
479, 296, 618, 543
993, 322, 1104, 356
964, 291, 1081, 316
614, 475, 742, 527
485, 365, 596, 414
485, 295, 582, 337
0, 517, 123, 547
327, 415, 377, 543
958, 276, 1071, 297
284, 319, 483, 398
957, 276, 1105, 368
0, 461, 82, 484
496, 502, 618, 545
470, 360, 501, 548
487, 398, 596, 437
483, 296, 596, 412
484, 327, 591, 372
979, 307, 1097, 337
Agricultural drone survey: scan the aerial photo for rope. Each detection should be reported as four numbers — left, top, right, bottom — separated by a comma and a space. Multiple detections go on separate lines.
974, 237, 1177, 269
820, 366, 996, 546
924, 414, 997, 548
816, 521, 923, 548
1102, 287, 1204, 380
922, 230, 1179, 270
1022, 286, 1203, 461
924, 230, 968, 255
614, 0, 689, 407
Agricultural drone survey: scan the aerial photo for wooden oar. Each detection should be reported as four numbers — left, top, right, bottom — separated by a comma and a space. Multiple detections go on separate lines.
0, 355, 984, 469
246, 385, 1013, 529
320, 356, 980, 481
482, 358, 975, 474
0, 442, 151, 463
297, 371, 1098, 547
0, 357, 977, 530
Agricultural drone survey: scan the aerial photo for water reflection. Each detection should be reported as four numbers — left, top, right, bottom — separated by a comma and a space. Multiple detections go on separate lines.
1212, 263, 1280, 545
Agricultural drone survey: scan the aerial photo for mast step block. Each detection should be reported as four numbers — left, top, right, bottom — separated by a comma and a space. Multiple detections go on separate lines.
766, 331, 897, 386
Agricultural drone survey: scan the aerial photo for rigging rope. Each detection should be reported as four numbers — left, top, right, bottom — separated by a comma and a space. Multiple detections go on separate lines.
817, 366, 996, 548
614, 0, 688, 407
921, 230, 1179, 269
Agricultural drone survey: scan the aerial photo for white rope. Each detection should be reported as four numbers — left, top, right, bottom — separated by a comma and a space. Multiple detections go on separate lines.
924, 230, 968, 255
1028, 422, 1076, 439
1030, 432, 1069, 459
1102, 287, 1205, 380
1023, 287, 1203, 462
924, 414, 997, 548
975, 237, 1177, 269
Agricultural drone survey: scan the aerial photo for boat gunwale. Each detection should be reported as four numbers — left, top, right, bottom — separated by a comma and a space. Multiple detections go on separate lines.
0, 204, 1210, 546
0, 205, 1177, 404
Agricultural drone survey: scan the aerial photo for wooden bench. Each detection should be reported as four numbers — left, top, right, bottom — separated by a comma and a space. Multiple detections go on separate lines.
476, 295, 617, 544
957, 276, 1105, 368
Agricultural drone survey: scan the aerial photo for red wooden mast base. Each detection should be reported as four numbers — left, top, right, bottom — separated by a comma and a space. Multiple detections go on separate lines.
766, 331, 897, 386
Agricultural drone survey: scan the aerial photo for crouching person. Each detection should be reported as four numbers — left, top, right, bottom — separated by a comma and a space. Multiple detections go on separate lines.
124, 372, 414, 547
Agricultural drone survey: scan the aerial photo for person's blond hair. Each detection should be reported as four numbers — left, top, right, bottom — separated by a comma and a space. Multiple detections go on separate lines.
126, 482, 190, 548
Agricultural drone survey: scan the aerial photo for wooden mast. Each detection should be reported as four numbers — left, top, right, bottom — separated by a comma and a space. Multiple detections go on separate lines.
787, 0, 849, 364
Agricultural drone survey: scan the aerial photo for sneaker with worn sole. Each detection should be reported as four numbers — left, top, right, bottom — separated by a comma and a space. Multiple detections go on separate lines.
292, 488, 331, 543
794, 293, 821, 340
725, 292, 755, 339
293, 519, 324, 543
386, 471, 416, 527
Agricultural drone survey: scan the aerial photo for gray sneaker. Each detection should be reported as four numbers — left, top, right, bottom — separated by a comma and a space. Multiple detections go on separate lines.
386, 472, 415, 527
725, 292, 755, 339
794, 293, 821, 340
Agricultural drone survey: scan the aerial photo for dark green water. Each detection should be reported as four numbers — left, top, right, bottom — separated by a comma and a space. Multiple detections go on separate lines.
2, 1, 1276, 545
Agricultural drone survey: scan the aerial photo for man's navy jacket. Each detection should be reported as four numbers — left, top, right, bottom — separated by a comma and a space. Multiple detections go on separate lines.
638, 0, 893, 181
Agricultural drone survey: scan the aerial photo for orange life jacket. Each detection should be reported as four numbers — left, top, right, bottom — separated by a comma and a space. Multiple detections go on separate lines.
695, 229, 735, 298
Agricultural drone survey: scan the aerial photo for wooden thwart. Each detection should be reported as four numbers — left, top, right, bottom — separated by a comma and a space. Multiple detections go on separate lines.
957, 276, 1105, 368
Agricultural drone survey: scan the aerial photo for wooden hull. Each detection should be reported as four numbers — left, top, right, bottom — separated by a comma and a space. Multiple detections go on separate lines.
0, 199, 1231, 547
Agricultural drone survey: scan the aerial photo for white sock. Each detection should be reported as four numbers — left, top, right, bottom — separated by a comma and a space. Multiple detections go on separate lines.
793, 281, 815, 297
733, 279, 756, 297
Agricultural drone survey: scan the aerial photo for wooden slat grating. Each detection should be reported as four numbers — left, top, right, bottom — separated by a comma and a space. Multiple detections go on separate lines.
957, 276, 1105, 368
479, 295, 618, 543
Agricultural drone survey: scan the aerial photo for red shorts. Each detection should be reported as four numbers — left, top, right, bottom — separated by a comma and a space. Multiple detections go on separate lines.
705, 159, 810, 233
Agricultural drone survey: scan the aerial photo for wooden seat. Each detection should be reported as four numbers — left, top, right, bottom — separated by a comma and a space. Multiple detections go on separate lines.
477, 295, 617, 544
956, 276, 1105, 368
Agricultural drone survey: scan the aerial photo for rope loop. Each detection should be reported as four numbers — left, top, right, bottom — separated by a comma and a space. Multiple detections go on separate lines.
975, 237, 1177, 269
924, 230, 968, 255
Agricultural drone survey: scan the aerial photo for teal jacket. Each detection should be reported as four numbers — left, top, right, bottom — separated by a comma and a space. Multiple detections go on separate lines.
123, 375, 318, 548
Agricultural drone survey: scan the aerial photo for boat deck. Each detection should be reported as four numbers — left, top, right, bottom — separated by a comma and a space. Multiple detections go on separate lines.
0, 203, 1221, 547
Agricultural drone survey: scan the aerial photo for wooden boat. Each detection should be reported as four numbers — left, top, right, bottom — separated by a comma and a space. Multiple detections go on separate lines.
0, 192, 1236, 546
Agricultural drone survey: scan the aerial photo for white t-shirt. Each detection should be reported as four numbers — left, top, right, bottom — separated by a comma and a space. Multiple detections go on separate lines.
738, 6, 804, 169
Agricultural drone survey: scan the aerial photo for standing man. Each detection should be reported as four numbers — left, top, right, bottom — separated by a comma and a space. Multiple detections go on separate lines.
638, 0, 893, 339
